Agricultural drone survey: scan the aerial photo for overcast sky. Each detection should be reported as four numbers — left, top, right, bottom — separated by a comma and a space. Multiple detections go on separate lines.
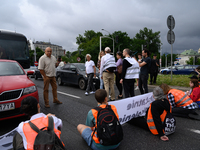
1, 0, 199, 54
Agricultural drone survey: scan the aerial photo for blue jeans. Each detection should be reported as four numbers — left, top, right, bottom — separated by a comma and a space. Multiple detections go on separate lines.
100, 76, 104, 89
81, 128, 119, 150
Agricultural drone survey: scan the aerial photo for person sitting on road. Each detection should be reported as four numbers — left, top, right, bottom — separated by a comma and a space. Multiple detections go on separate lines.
186, 79, 200, 108
129, 87, 174, 141
160, 83, 199, 119
13, 96, 64, 150
85, 54, 96, 96
77, 89, 121, 150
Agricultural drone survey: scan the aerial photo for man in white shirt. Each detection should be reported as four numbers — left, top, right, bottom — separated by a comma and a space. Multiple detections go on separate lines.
13, 96, 64, 150
85, 54, 96, 96
100, 47, 116, 101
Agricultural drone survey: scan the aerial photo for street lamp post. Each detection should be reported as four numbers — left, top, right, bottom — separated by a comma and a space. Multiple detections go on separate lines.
101, 29, 115, 55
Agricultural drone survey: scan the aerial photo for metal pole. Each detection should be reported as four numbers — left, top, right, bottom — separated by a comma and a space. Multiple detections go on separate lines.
100, 36, 101, 52
113, 38, 114, 55
171, 44, 173, 81
166, 56, 167, 67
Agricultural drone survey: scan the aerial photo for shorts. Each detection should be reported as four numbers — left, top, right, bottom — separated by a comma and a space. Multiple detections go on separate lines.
81, 128, 101, 150
81, 128, 120, 150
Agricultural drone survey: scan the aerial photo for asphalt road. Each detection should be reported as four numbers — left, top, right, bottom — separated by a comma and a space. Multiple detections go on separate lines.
1, 78, 200, 150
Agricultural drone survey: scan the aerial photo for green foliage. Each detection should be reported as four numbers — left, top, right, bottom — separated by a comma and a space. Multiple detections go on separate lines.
133, 27, 161, 54
186, 56, 200, 65
29, 47, 44, 66
161, 54, 177, 67
75, 28, 161, 65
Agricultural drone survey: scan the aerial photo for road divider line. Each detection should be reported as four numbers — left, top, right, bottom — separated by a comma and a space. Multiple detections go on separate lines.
57, 91, 81, 99
189, 129, 200, 134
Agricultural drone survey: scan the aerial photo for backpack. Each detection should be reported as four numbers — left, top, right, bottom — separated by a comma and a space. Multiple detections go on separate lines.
28, 116, 65, 150
92, 105, 123, 146
163, 112, 176, 135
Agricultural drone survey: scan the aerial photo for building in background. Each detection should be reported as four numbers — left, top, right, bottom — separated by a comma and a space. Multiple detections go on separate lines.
176, 49, 200, 65
28, 41, 65, 58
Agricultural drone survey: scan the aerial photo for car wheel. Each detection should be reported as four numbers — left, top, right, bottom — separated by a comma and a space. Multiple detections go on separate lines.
57, 76, 63, 86
34, 74, 38, 80
163, 71, 167, 75
79, 78, 86, 90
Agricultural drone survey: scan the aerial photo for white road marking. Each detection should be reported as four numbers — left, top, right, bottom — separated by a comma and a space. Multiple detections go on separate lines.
189, 129, 200, 134
57, 91, 81, 99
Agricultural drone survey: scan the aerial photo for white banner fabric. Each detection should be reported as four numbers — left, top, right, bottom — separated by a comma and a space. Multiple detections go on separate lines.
108, 92, 155, 125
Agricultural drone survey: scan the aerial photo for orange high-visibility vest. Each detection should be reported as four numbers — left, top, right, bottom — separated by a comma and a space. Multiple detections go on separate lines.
168, 89, 193, 107
22, 117, 61, 150
147, 103, 168, 135
91, 105, 119, 144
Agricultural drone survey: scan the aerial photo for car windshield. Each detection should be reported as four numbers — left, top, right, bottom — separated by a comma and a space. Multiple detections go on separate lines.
0, 62, 25, 76
76, 64, 86, 71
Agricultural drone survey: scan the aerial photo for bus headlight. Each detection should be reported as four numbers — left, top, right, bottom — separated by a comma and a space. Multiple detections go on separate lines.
23, 86, 37, 95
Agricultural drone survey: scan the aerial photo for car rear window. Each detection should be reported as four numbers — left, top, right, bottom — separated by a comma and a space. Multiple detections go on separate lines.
0, 62, 25, 76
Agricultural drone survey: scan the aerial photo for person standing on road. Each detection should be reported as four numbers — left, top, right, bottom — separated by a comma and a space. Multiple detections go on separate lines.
100, 47, 116, 101
160, 83, 199, 119
85, 54, 96, 96
97, 51, 105, 89
13, 96, 65, 150
138, 48, 151, 94
149, 54, 159, 85
135, 53, 142, 90
120, 49, 139, 98
38, 47, 62, 108
115, 51, 123, 99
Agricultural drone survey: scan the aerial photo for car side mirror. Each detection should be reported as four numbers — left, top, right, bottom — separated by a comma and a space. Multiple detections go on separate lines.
27, 70, 34, 75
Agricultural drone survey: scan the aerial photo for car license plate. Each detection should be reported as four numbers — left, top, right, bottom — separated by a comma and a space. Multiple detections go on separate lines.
0, 103, 15, 112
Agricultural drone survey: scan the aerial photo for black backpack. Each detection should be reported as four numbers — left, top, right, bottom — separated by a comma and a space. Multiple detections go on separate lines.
28, 116, 65, 150
92, 105, 123, 146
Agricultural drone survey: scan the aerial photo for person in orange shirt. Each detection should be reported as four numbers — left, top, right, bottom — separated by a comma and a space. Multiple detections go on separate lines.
186, 79, 200, 108
13, 97, 64, 150
160, 83, 199, 119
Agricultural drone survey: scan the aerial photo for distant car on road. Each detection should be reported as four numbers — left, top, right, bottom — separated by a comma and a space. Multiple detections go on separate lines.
34, 67, 43, 80
161, 65, 198, 75
56, 63, 100, 90
0, 59, 39, 120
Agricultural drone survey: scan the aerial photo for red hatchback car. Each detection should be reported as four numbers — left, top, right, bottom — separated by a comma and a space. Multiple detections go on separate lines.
0, 59, 39, 120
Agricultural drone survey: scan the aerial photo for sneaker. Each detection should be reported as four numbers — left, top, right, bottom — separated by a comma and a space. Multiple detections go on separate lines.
135, 86, 139, 90
85, 92, 89, 96
90, 91, 95, 94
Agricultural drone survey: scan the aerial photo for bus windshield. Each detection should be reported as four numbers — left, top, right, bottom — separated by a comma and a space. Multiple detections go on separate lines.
0, 31, 30, 69
0, 39, 29, 60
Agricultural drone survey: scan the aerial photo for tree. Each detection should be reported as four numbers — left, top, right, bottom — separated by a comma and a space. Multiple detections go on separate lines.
186, 56, 200, 65
133, 27, 161, 54
29, 47, 44, 66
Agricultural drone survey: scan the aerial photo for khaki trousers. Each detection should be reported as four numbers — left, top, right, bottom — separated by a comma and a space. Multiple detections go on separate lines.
43, 76, 58, 105
103, 72, 115, 100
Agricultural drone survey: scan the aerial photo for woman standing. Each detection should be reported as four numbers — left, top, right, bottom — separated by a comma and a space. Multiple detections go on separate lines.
97, 51, 105, 89
85, 54, 96, 96
116, 51, 123, 99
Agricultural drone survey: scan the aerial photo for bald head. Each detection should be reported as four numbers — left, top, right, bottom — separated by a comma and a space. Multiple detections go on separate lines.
45, 47, 52, 57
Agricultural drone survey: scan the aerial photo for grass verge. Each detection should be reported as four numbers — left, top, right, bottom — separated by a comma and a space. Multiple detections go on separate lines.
153, 74, 191, 87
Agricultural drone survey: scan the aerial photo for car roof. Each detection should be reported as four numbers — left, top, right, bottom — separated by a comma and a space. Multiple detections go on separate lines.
0, 59, 17, 63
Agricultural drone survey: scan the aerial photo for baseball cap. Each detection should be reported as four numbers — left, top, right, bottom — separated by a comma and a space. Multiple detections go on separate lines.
105, 47, 111, 52
189, 75, 198, 80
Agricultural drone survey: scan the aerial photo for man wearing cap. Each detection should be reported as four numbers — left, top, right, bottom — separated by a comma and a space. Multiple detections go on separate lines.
149, 54, 159, 85
100, 47, 116, 101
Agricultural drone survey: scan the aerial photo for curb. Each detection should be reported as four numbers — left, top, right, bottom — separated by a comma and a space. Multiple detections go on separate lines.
148, 84, 190, 91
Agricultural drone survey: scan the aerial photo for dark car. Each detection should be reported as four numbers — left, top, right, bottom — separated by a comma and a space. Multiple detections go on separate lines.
56, 63, 100, 90
34, 67, 42, 80
161, 65, 198, 75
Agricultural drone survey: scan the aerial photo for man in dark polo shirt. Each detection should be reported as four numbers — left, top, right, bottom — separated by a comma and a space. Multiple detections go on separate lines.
138, 48, 151, 94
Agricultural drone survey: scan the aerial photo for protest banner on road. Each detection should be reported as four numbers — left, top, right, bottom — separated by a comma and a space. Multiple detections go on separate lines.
109, 92, 154, 125
0, 127, 17, 150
